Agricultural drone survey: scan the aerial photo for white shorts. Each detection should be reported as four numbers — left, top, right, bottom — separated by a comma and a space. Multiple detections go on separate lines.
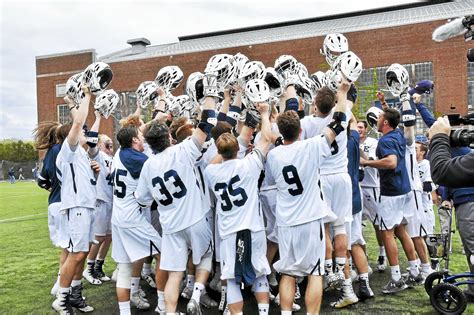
361, 187, 380, 226
160, 217, 213, 272
321, 173, 353, 226
150, 209, 162, 235
403, 191, 428, 238
350, 211, 366, 246
377, 195, 407, 231
111, 223, 162, 263
62, 207, 94, 253
274, 219, 325, 277
424, 206, 436, 235
93, 200, 112, 236
47, 202, 61, 246
260, 189, 278, 243
220, 230, 270, 280
213, 209, 221, 262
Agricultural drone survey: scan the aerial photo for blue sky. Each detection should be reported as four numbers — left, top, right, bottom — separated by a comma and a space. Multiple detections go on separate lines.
0, 0, 420, 140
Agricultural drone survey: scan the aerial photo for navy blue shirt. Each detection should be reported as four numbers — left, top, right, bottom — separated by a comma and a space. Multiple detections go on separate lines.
347, 130, 362, 214
40, 144, 61, 205
376, 129, 411, 196
119, 148, 148, 179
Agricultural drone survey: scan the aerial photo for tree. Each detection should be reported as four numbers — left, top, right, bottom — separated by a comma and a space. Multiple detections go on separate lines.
0, 140, 37, 162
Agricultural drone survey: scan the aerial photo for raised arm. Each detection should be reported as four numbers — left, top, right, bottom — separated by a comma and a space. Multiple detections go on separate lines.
255, 103, 271, 156
87, 111, 101, 158
66, 85, 91, 146
401, 94, 416, 146
321, 79, 350, 145
192, 74, 218, 146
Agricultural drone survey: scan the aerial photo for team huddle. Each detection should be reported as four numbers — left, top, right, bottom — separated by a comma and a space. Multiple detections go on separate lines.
34, 32, 441, 315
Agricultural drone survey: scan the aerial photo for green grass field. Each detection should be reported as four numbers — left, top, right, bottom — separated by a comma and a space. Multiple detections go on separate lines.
0, 181, 473, 314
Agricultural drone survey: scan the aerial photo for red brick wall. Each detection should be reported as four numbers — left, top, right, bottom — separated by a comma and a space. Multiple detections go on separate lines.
37, 19, 472, 141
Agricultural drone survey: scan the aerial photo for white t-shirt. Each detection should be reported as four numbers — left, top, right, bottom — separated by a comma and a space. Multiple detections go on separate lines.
405, 143, 423, 192
418, 159, 434, 210
360, 137, 379, 188
135, 137, 207, 234
205, 150, 265, 238
111, 148, 149, 228
300, 111, 349, 175
267, 134, 331, 227
94, 151, 113, 203
56, 141, 96, 211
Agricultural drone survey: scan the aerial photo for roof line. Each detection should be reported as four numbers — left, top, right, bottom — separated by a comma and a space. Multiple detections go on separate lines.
178, 0, 452, 41
36, 49, 96, 60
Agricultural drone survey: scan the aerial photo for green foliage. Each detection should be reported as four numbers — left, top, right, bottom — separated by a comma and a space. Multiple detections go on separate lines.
353, 68, 379, 121
0, 140, 37, 162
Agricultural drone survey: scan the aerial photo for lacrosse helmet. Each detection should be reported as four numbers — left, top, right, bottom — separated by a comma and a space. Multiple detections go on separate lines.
233, 53, 249, 80
366, 106, 384, 129
186, 72, 204, 103
169, 95, 191, 118
204, 54, 235, 89
274, 55, 298, 76
263, 67, 283, 97
245, 79, 270, 104
320, 33, 349, 66
65, 72, 85, 105
94, 89, 119, 119
155, 66, 184, 91
310, 71, 326, 91
295, 62, 309, 78
239, 61, 265, 83
386, 63, 409, 96
332, 51, 363, 83
136, 81, 159, 109
82, 62, 113, 95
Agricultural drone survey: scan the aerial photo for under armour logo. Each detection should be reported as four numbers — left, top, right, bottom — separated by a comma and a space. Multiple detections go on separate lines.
76, 212, 82, 216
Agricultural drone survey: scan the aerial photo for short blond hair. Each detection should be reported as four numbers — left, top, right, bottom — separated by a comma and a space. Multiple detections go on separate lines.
216, 133, 239, 160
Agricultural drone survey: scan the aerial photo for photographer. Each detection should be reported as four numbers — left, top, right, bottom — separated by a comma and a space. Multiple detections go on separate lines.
428, 116, 474, 187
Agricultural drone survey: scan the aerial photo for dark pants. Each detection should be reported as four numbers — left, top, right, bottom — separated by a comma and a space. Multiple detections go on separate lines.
455, 201, 474, 293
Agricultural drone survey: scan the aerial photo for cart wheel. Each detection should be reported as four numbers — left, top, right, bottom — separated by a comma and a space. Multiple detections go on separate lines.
425, 271, 449, 295
430, 283, 467, 315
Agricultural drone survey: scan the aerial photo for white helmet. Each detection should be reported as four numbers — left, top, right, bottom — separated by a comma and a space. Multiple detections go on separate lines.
366, 106, 384, 129
274, 55, 298, 76
169, 95, 191, 118
295, 62, 309, 78
310, 71, 326, 91
204, 54, 235, 89
65, 72, 85, 106
332, 51, 363, 83
325, 69, 343, 92
300, 77, 316, 103
94, 89, 119, 119
320, 33, 349, 66
82, 62, 113, 95
239, 61, 265, 83
245, 79, 270, 104
263, 67, 283, 97
386, 63, 409, 96
233, 53, 249, 80
136, 81, 159, 109
155, 66, 184, 91
185, 72, 204, 104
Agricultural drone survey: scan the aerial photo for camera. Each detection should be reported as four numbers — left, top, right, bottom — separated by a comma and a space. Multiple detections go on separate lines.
447, 113, 474, 147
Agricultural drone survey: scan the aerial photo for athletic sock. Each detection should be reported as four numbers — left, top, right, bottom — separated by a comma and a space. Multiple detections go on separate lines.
57, 286, 70, 300
282, 311, 292, 315
324, 259, 333, 274
186, 274, 195, 290
409, 260, 420, 276
130, 277, 140, 295
379, 246, 386, 257
342, 278, 353, 295
335, 257, 346, 273
359, 272, 369, 281
157, 290, 165, 310
142, 263, 152, 276
390, 265, 401, 281
71, 279, 82, 287
87, 259, 95, 271
118, 301, 131, 315
421, 263, 431, 274
191, 282, 205, 302
258, 303, 269, 314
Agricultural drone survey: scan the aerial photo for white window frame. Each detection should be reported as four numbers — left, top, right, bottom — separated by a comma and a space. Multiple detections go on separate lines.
57, 104, 70, 124
56, 83, 66, 98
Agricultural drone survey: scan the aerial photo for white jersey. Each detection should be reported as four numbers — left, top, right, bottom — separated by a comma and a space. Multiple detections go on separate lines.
300, 110, 350, 175
418, 159, 434, 210
56, 141, 96, 211
255, 123, 279, 191
135, 137, 207, 234
405, 143, 423, 191
205, 150, 265, 238
94, 151, 113, 203
111, 148, 149, 228
360, 137, 379, 188
267, 134, 332, 227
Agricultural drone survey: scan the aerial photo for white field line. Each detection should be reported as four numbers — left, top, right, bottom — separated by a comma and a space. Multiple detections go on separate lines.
0, 213, 46, 223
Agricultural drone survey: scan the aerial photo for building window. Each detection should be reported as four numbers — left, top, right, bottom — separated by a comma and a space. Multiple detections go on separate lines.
468, 62, 474, 113
355, 62, 434, 135
56, 84, 66, 98
57, 104, 70, 124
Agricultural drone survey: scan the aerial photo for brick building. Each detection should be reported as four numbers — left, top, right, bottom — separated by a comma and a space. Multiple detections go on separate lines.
36, 0, 474, 142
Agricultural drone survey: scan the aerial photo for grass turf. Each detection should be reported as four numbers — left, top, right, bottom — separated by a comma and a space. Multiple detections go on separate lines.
0, 181, 473, 314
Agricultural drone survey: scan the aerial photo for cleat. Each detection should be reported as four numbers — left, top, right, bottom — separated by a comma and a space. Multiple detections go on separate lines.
268, 271, 278, 287
294, 283, 301, 300
377, 256, 387, 272
404, 273, 424, 288
330, 271, 345, 290
181, 286, 192, 299
358, 278, 374, 301
141, 273, 156, 289
138, 288, 149, 303
330, 288, 359, 309
52, 296, 75, 315
94, 262, 110, 282
381, 278, 408, 294
269, 290, 275, 301
154, 304, 166, 315
82, 269, 101, 285
131, 291, 150, 310
70, 284, 94, 312
186, 298, 202, 315
209, 272, 222, 292
200, 292, 218, 308
222, 305, 231, 315
218, 292, 227, 312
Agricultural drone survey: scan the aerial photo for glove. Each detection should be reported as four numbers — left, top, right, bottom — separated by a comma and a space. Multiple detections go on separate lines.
408, 80, 434, 95
203, 73, 219, 98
